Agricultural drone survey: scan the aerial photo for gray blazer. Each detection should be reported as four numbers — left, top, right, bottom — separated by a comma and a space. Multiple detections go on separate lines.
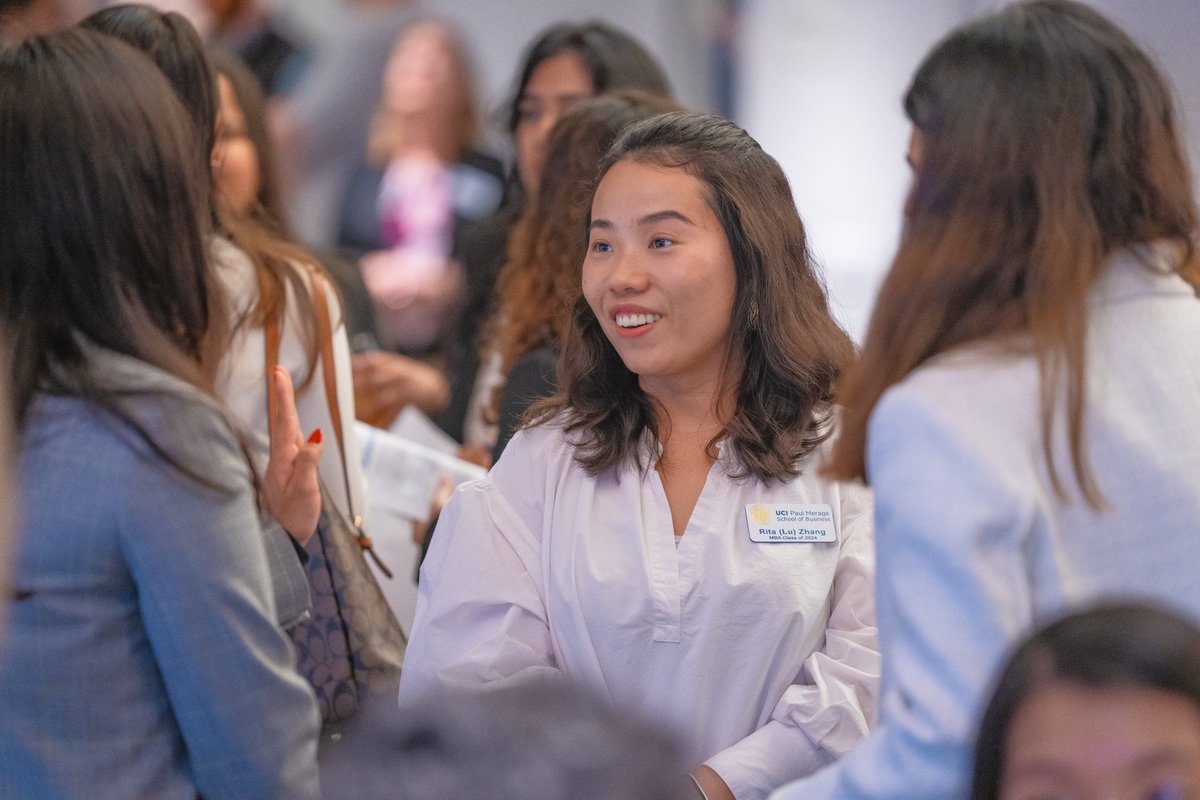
0, 346, 320, 799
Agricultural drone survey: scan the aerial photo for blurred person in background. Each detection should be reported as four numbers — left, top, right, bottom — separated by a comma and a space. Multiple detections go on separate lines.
775, 2, 1200, 798
84, 3, 367, 632
273, 0, 417, 249
211, 47, 366, 339
344, 20, 502, 359
0, 28, 320, 798
203, 0, 305, 96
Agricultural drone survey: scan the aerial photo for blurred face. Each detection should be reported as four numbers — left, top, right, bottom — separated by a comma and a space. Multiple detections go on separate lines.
583, 159, 737, 399
514, 50, 593, 197
212, 74, 260, 216
1000, 681, 1200, 800
203, 0, 247, 28
382, 23, 464, 115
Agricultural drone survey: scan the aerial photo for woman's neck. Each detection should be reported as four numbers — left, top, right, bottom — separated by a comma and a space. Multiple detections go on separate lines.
644, 376, 733, 466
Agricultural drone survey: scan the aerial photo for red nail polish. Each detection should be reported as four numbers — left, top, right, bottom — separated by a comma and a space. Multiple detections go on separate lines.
307, 429, 322, 444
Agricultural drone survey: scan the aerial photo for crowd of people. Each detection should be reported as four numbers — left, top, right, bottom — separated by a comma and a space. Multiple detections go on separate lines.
0, 1, 1198, 799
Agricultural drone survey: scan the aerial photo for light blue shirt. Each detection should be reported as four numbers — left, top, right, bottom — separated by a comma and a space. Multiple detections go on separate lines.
772, 248, 1200, 799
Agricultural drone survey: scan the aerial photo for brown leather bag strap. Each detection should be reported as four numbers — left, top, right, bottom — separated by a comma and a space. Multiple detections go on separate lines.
309, 273, 344, 461
261, 271, 282, 440
309, 269, 393, 578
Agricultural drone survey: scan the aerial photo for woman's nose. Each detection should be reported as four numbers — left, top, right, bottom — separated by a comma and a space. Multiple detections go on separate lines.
608, 249, 650, 293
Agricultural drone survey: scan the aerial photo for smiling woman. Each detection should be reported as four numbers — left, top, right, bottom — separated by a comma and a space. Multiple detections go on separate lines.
400, 112, 878, 800
583, 160, 738, 400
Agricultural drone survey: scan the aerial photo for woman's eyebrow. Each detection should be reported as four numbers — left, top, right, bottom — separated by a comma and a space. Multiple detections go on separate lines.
588, 210, 696, 231
639, 209, 695, 226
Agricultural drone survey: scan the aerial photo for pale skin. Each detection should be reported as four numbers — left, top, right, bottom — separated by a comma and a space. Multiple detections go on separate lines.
583, 158, 739, 800
213, 74, 260, 216
1000, 680, 1200, 800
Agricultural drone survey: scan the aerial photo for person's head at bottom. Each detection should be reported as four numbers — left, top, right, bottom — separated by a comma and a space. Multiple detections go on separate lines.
321, 681, 687, 800
972, 602, 1200, 800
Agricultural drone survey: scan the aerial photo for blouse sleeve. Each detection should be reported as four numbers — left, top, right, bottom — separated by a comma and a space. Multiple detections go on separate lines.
398, 458, 561, 704
707, 480, 880, 799
770, 381, 1034, 800
118, 404, 320, 800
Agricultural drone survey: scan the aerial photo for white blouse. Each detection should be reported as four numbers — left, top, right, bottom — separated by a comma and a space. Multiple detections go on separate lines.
212, 237, 367, 521
400, 422, 879, 800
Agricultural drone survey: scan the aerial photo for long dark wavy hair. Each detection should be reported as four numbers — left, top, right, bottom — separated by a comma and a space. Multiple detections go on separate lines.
971, 602, 1200, 800
532, 112, 855, 483
0, 30, 225, 445
828, 0, 1199, 504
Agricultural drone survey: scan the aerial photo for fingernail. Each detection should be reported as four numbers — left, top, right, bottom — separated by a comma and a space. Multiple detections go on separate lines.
307, 429, 322, 444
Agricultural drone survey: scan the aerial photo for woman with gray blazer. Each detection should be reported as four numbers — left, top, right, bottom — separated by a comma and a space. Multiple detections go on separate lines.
0, 30, 321, 800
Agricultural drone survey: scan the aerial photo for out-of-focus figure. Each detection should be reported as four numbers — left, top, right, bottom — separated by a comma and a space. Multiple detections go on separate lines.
445, 20, 673, 450
203, 0, 304, 96
322, 681, 689, 800
350, 20, 502, 356
483, 90, 684, 461
274, 0, 417, 249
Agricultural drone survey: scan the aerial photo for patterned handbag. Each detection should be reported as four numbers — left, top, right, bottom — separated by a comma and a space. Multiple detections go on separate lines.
266, 266, 406, 729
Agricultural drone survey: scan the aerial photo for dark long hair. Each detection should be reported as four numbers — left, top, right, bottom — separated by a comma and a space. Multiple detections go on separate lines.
828, 0, 1200, 504
0, 29, 223, 435
505, 21, 671, 136
80, 4, 216, 190
971, 602, 1200, 800
86, 3, 322, 386
500, 20, 673, 216
533, 112, 855, 483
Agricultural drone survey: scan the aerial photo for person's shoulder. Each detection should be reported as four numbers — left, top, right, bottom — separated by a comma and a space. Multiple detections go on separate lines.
878, 341, 1037, 428
89, 347, 247, 483
493, 415, 574, 472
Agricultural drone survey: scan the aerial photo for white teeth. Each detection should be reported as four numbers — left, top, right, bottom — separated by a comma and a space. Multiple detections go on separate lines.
615, 313, 662, 328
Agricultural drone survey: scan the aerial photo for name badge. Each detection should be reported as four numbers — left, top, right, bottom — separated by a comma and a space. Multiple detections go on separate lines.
745, 503, 837, 543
